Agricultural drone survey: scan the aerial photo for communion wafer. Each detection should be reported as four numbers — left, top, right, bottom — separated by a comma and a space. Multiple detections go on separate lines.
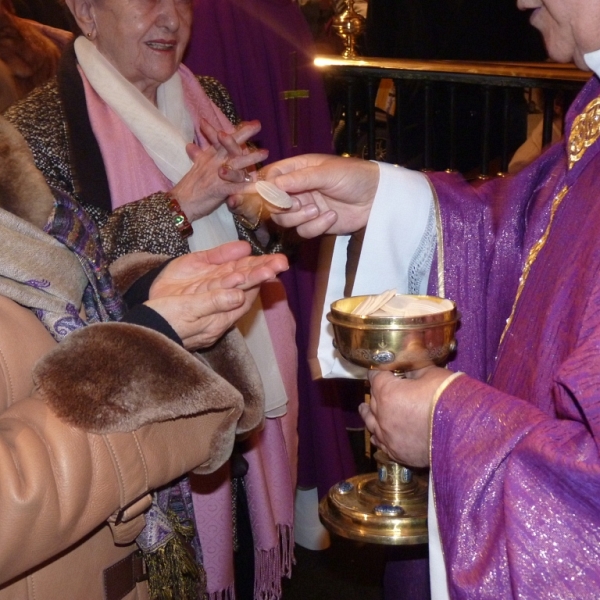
351, 289, 397, 315
350, 292, 453, 317
255, 180, 293, 209
374, 296, 454, 317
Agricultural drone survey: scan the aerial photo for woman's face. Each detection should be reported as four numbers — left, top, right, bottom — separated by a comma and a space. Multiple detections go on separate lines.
91, 0, 192, 101
517, 0, 600, 69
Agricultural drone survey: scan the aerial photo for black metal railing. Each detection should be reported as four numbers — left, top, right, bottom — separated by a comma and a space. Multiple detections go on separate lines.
316, 56, 590, 177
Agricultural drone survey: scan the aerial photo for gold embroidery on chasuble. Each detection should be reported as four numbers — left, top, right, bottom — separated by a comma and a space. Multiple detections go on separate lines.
569, 96, 600, 169
499, 96, 600, 346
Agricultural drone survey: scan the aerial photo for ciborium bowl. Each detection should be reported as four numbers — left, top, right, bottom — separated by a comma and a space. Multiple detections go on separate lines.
327, 295, 458, 373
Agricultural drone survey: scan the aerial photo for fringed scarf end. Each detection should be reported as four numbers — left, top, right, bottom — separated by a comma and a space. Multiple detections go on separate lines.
206, 583, 235, 600
279, 523, 294, 578
144, 510, 206, 600
253, 523, 295, 600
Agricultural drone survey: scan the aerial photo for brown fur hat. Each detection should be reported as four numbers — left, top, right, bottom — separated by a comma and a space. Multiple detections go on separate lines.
0, 115, 54, 228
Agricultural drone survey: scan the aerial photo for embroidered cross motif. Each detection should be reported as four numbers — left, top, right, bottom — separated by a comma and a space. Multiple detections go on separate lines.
281, 51, 309, 148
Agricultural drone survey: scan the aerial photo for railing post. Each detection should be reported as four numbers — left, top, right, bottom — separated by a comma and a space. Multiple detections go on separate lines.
392, 79, 402, 165
367, 77, 377, 160
424, 82, 433, 170
499, 87, 511, 175
345, 77, 357, 157
542, 89, 556, 148
446, 84, 458, 172
479, 86, 492, 179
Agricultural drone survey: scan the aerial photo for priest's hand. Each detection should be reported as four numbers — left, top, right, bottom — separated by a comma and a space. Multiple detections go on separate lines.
359, 365, 453, 468
246, 154, 379, 239
145, 241, 288, 350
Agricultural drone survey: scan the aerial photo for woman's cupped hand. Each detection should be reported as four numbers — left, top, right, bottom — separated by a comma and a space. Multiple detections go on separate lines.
145, 240, 288, 350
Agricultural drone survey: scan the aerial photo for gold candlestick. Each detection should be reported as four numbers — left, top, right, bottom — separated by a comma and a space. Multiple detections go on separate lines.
332, 0, 366, 59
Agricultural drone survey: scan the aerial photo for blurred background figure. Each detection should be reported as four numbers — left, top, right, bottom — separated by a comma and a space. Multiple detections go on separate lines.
9, 0, 71, 29
0, 0, 69, 111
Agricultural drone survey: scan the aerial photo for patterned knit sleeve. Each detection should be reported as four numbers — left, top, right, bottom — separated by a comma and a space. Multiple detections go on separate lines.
83, 193, 190, 263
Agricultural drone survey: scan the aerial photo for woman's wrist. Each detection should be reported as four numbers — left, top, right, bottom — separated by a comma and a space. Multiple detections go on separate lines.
235, 201, 264, 231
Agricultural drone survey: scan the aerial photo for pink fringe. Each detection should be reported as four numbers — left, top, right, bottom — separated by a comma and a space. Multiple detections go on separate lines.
206, 583, 235, 600
280, 524, 294, 578
253, 524, 295, 600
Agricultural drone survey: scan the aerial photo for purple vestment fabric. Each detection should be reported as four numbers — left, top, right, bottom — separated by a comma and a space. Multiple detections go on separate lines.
184, 0, 359, 498
427, 76, 600, 598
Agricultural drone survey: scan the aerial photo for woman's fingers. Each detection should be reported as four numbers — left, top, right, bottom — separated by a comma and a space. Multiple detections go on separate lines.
150, 246, 288, 299
175, 120, 270, 220
219, 152, 269, 183
231, 120, 262, 144
200, 118, 222, 150
182, 254, 288, 295
202, 240, 253, 264
180, 287, 262, 350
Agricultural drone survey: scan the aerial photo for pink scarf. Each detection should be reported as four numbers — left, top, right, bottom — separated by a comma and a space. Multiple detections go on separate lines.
82, 63, 297, 599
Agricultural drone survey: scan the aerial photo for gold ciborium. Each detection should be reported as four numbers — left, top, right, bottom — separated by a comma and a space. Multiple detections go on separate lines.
319, 294, 458, 545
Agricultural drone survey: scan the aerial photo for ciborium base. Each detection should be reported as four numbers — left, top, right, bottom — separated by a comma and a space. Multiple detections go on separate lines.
319, 451, 428, 545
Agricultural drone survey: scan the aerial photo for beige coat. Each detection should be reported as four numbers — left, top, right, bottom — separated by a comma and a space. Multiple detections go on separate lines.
0, 293, 263, 599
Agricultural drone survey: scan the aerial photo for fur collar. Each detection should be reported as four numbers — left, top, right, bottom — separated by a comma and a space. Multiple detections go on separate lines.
34, 320, 264, 473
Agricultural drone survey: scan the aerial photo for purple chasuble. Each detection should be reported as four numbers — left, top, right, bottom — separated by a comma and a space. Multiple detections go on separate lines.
427, 76, 600, 598
184, 0, 359, 498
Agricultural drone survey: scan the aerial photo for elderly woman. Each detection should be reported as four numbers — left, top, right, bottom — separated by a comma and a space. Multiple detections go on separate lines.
4, 1, 298, 599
